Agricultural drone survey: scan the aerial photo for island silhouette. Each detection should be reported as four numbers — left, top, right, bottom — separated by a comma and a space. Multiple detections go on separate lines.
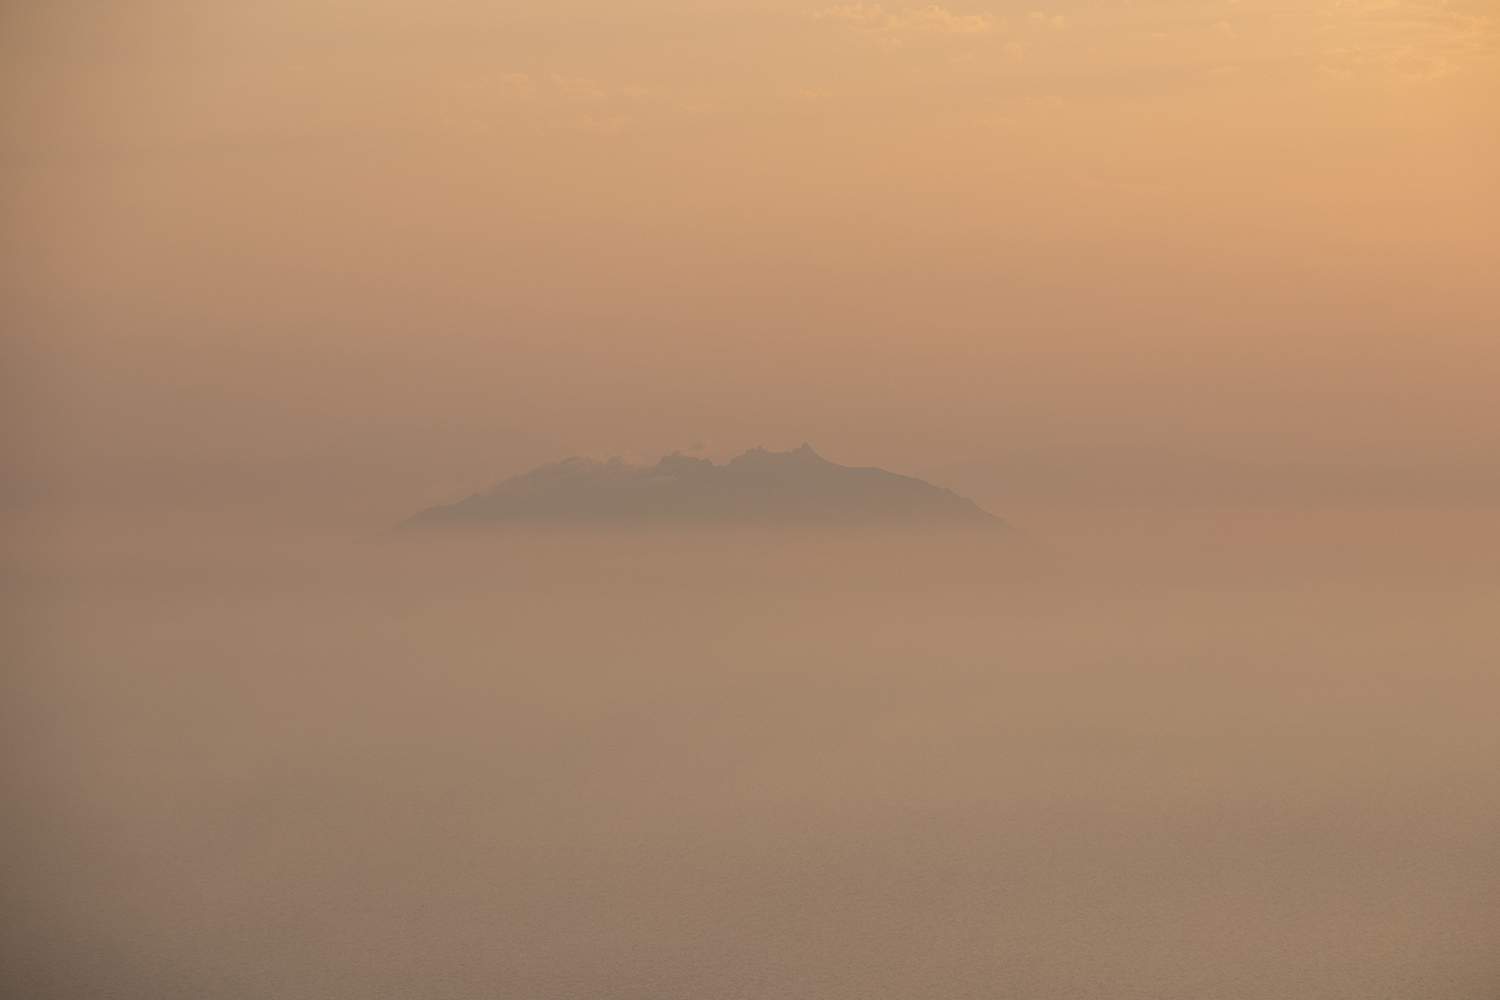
398, 444, 1010, 530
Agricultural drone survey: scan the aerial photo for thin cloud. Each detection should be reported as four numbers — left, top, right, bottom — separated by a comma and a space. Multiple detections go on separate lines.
548, 75, 606, 100
549, 115, 630, 134
803, 4, 990, 35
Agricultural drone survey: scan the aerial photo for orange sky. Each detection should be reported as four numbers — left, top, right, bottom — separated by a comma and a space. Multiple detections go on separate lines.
2, 0, 1497, 522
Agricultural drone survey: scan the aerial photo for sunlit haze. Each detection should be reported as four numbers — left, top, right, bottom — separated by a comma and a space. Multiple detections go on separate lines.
2, 2, 1497, 997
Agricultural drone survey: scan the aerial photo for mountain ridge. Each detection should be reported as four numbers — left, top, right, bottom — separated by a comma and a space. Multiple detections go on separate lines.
398, 444, 1010, 530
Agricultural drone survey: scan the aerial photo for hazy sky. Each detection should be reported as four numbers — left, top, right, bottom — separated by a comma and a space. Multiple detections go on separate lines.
2, 0, 1496, 521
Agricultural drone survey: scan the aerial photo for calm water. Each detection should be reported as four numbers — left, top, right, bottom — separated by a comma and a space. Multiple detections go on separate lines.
3, 511, 1497, 998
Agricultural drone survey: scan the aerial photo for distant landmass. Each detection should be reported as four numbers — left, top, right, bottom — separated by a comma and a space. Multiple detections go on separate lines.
398, 445, 1010, 530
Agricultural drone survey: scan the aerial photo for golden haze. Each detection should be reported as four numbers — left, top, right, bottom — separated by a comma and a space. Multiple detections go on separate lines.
2, 4, 1500, 997
2, 0, 1496, 527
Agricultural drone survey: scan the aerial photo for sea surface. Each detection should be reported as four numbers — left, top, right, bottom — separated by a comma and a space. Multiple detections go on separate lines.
3, 508, 1497, 998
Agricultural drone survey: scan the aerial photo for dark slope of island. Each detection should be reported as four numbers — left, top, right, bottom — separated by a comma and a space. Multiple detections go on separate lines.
398, 444, 1011, 531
